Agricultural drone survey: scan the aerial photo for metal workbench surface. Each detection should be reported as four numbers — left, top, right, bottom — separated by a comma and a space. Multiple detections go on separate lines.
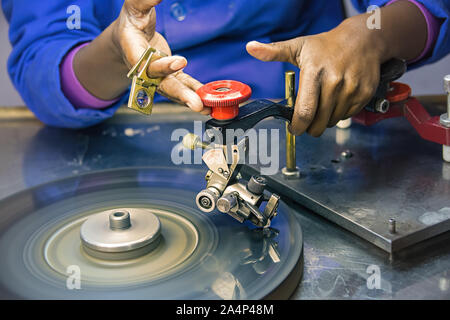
0, 103, 449, 299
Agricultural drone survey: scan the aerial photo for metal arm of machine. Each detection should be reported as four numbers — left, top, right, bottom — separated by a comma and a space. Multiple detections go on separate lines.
184, 136, 280, 228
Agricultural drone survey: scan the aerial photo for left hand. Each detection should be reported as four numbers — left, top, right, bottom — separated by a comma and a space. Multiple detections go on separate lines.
112, 0, 208, 114
246, 19, 384, 136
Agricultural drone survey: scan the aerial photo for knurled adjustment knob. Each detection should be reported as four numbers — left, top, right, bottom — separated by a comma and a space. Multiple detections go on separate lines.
386, 82, 411, 103
196, 80, 252, 120
247, 175, 267, 195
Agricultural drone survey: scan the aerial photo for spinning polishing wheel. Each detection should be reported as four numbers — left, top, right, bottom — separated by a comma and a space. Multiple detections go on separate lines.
0, 167, 303, 299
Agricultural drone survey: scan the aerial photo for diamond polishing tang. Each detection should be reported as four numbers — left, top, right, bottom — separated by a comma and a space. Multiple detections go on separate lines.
80, 208, 161, 260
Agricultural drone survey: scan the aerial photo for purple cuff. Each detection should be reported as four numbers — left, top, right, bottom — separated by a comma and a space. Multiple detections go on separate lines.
60, 42, 120, 109
386, 0, 440, 63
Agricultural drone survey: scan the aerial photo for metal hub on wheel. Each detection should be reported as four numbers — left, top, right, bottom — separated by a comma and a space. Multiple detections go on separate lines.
80, 208, 161, 260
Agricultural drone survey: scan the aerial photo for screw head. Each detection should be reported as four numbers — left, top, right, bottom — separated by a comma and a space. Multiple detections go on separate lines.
388, 218, 396, 234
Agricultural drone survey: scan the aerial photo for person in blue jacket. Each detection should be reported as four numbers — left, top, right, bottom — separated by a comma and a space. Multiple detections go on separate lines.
2, 0, 449, 136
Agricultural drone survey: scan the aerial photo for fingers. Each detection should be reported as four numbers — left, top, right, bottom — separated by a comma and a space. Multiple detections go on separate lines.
157, 73, 204, 112
328, 79, 378, 127
146, 55, 187, 78
289, 69, 321, 135
246, 38, 304, 65
306, 71, 343, 137
120, 30, 179, 77
175, 72, 210, 114
174, 71, 203, 91
328, 79, 358, 127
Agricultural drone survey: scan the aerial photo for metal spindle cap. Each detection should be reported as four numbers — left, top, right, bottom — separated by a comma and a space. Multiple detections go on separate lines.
80, 208, 161, 260
109, 210, 131, 230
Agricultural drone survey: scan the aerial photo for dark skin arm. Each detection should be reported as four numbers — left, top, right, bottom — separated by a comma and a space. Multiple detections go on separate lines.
246, 0, 428, 136
72, 0, 208, 114
71, 1, 428, 134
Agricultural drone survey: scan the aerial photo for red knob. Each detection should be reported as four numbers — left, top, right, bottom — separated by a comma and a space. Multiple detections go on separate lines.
196, 80, 252, 120
386, 82, 411, 103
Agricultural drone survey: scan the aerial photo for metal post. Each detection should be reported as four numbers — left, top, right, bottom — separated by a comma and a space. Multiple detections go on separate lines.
440, 75, 450, 162
282, 71, 300, 178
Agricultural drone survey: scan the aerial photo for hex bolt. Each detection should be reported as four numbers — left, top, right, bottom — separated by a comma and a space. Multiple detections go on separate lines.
388, 218, 396, 234
440, 75, 450, 162
375, 98, 390, 114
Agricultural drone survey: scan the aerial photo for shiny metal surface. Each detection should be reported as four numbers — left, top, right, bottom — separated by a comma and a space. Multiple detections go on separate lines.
80, 208, 161, 257
0, 102, 449, 299
283, 71, 300, 177
245, 100, 450, 253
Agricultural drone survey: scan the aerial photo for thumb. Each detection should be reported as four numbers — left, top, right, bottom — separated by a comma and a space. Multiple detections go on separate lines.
125, 0, 162, 14
246, 38, 304, 66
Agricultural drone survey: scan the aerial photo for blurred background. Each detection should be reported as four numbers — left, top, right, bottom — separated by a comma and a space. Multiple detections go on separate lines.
0, 0, 449, 107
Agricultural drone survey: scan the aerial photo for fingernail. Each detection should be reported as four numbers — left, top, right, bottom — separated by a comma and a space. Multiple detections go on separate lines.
170, 58, 186, 70
187, 100, 203, 112
186, 102, 196, 111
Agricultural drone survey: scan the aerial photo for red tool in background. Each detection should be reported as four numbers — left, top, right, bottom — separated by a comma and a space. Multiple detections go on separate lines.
352, 79, 450, 162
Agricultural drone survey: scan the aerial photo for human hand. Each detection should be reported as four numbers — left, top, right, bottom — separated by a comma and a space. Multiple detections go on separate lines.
246, 18, 385, 136
112, 0, 207, 114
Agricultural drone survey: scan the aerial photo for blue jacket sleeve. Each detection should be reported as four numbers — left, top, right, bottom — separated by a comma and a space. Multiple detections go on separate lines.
1, 0, 126, 128
351, 0, 450, 68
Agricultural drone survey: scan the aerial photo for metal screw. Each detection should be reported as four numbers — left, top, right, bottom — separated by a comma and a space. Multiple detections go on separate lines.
200, 196, 212, 209
340, 150, 353, 159
388, 218, 396, 234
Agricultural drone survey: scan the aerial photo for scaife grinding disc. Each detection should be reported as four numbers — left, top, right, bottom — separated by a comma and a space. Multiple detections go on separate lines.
0, 167, 303, 299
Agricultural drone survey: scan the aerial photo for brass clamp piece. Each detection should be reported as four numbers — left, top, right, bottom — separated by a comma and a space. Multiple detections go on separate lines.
127, 46, 167, 115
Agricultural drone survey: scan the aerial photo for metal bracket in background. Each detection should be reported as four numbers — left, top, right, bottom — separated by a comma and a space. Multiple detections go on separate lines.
127, 46, 167, 115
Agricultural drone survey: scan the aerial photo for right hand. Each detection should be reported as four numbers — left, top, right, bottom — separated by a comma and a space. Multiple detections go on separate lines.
112, 0, 208, 114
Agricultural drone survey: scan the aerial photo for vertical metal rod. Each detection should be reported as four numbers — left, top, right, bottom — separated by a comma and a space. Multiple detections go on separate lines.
441, 75, 450, 162
282, 71, 300, 178
445, 75, 450, 116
